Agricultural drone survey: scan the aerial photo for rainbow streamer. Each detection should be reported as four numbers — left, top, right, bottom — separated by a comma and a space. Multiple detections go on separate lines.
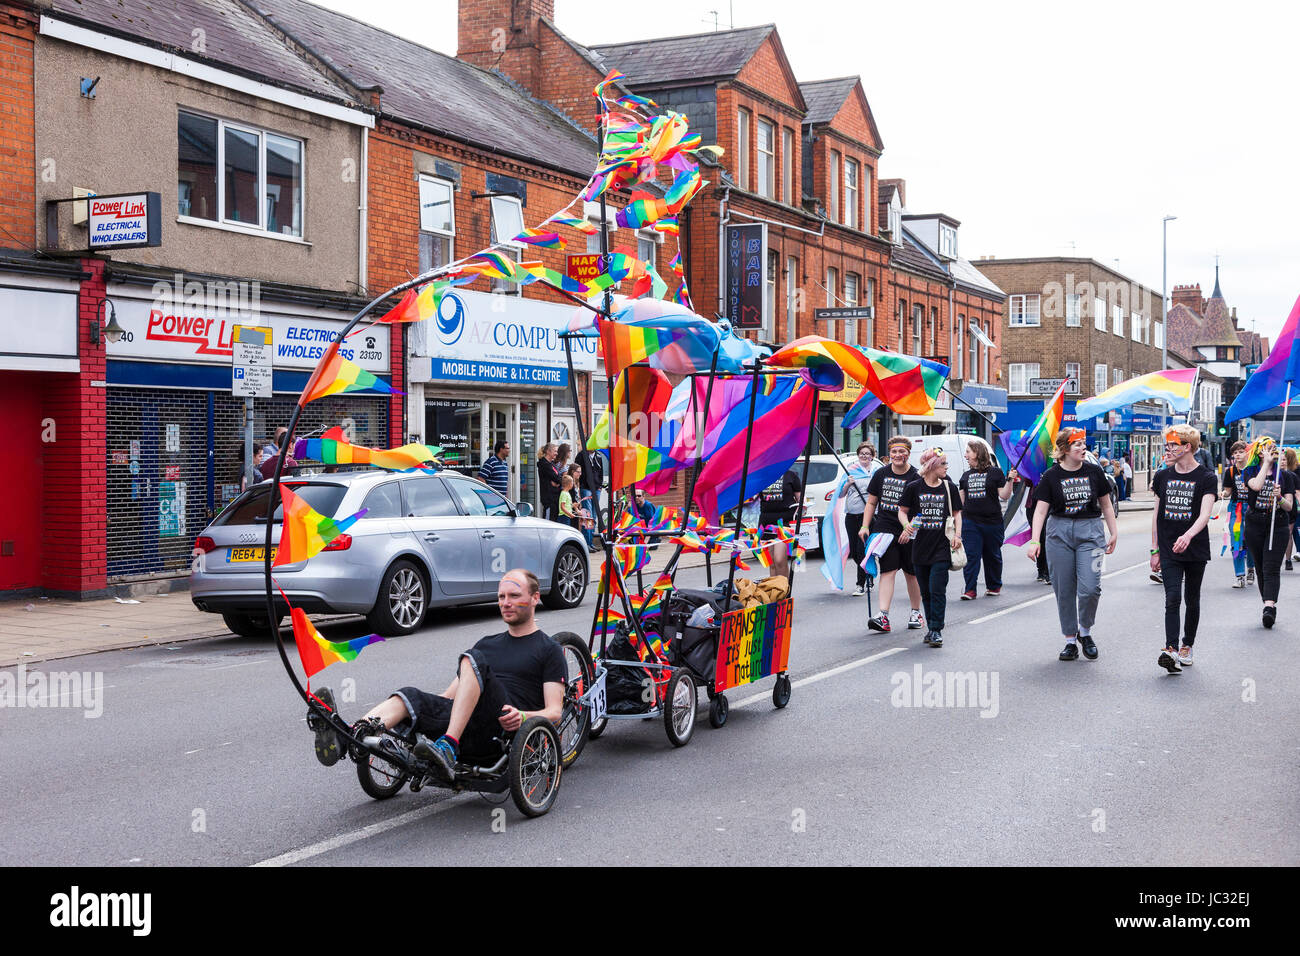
292, 607, 384, 678
274, 485, 367, 567
295, 427, 442, 472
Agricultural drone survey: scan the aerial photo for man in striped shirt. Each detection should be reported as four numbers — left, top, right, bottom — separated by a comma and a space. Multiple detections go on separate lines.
478, 440, 510, 497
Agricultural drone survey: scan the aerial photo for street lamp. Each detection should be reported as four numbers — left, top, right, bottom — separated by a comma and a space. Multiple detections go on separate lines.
1161, 215, 1176, 436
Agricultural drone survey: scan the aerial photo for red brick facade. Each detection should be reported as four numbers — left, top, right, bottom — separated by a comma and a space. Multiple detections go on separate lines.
0, 1, 35, 247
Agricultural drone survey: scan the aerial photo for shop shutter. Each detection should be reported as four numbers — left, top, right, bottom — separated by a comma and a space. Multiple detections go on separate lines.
106, 388, 212, 581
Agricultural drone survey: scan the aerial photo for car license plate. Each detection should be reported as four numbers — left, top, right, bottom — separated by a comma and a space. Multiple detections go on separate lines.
227, 547, 275, 563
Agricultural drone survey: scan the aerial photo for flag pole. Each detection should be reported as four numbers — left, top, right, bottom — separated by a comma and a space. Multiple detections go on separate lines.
1267, 381, 1292, 549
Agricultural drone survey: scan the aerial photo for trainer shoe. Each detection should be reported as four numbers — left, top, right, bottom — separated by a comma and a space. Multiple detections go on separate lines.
1233, 575, 1246, 589
413, 735, 458, 785
1079, 634, 1099, 661
867, 613, 891, 633
1059, 642, 1079, 662
307, 687, 345, 767
1263, 606, 1277, 629
852, 585, 865, 596
1158, 649, 1181, 674
908, 609, 924, 630
929, 630, 943, 648
1150, 571, 1163, 585
985, 588, 1001, 596
1288, 559, 1294, 571
1247, 569, 1255, 585
960, 591, 976, 601
1178, 646, 1194, 666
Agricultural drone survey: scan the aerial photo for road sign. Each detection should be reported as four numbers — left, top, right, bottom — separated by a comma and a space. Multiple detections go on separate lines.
232, 324, 272, 397
1029, 377, 1078, 395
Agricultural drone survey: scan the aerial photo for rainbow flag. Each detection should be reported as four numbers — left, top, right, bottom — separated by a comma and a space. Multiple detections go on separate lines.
1075, 367, 1199, 419
997, 378, 1067, 486
300, 343, 400, 405
1227, 293, 1300, 422
768, 336, 948, 415
291, 608, 384, 678
599, 305, 721, 377
295, 427, 441, 472
274, 485, 367, 567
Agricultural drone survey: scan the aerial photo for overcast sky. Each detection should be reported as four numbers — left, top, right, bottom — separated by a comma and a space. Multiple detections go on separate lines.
319, 0, 1300, 347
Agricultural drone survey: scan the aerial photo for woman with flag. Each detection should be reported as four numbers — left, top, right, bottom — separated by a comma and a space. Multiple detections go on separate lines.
1242, 438, 1297, 628
1026, 428, 1119, 662
1150, 426, 1219, 673
1220, 440, 1256, 589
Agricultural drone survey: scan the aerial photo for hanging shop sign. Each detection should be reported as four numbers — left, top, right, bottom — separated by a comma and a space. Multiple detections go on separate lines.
724, 222, 766, 330
87, 192, 162, 251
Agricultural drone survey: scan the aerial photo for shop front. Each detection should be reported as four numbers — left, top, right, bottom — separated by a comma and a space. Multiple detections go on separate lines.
103, 282, 392, 582
407, 288, 596, 518
952, 383, 1008, 443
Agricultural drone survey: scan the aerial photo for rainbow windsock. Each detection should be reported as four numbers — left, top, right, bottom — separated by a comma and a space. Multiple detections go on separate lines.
1075, 367, 1198, 419
300, 343, 400, 405
291, 607, 384, 678
997, 378, 1067, 486
274, 484, 367, 567
295, 427, 442, 472
767, 336, 948, 415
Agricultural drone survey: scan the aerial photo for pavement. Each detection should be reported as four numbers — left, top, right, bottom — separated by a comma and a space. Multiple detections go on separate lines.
0, 492, 1159, 668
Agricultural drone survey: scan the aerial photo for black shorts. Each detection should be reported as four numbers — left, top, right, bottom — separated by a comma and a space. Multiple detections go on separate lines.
876, 536, 914, 575
394, 648, 510, 759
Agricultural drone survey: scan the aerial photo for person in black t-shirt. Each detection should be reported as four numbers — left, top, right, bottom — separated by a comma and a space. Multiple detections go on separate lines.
860, 435, 924, 633
958, 439, 1012, 599
898, 448, 962, 647
311, 570, 566, 781
1027, 427, 1119, 663
1150, 426, 1219, 672
1241, 438, 1298, 628
759, 467, 803, 527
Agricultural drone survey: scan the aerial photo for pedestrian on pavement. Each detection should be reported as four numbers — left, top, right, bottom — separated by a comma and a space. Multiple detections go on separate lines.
897, 448, 962, 648
860, 435, 924, 634
1242, 438, 1297, 628
958, 439, 1012, 599
633, 487, 655, 524
843, 442, 880, 596
259, 426, 296, 480
1026, 427, 1119, 662
1151, 426, 1219, 673
567, 463, 595, 551
576, 446, 606, 528
478, 440, 511, 497
1221, 440, 1256, 589
537, 443, 562, 521
555, 442, 572, 475
1121, 455, 1134, 500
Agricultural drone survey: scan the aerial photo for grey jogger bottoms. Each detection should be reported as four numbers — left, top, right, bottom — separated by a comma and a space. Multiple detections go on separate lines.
1044, 515, 1107, 637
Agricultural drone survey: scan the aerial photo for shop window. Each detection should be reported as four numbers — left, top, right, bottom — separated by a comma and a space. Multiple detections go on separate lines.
178, 110, 303, 237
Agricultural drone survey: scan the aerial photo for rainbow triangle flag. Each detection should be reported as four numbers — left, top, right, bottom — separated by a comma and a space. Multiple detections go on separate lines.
300, 344, 400, 405
291, 607, 384, 678
274, 485, 367, 567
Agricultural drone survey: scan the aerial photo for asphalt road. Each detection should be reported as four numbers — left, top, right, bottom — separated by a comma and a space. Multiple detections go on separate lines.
2, 509, 1297, 866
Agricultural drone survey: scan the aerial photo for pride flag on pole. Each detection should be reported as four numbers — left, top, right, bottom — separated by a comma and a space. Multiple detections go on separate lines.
274, 485, 367, 567
997, 378, 1067, 485
1075, 367, 1199, 419
292, 608, 384, 678
1226, 292, 1300, 422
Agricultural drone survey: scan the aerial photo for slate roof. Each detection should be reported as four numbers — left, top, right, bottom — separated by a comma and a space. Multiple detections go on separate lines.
799, 77, 857, 125
893, 227, 949, 283
247, 0, 598, 177
47, 0, 355, 103
589, 25, 774, 86
948, 257, 1004, 299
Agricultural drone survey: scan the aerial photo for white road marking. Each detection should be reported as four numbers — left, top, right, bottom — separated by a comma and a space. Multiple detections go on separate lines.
253, 794, 472, 867
967, 561, 1146, 624
731, 647, 907, 709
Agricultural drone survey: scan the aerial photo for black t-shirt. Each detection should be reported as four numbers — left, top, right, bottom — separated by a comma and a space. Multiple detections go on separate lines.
760, 470, 802, 524
1241, 465, 1297, 525
898, 477, 962, 566
1032, 461, 1110, 518
1224, 466, 1249, 504
1152, 465, 1218, 562
866, 465, 920, 535
959, 466, 1006, 524
469, 630, 566, 713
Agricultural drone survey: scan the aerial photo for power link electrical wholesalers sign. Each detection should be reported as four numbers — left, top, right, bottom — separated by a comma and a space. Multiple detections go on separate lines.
87, 192, 162, 250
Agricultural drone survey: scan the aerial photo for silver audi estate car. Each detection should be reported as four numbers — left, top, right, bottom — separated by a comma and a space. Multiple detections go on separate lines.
190, 469, 589, 636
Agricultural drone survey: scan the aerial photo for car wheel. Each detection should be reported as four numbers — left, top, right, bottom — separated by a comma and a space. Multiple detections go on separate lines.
221, 611, 282, 638
366, 559, 427, 636
542, 545, 588, 610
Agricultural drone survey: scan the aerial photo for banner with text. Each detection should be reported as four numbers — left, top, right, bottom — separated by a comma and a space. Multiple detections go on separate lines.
715, 597, 792, 692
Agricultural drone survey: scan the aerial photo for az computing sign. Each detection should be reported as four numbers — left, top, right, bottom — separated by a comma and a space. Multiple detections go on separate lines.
87, 192, 162, 250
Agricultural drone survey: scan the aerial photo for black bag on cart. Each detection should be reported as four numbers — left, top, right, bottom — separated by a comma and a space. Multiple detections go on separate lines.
604, 623, 653, 714
661, 589, 727, 680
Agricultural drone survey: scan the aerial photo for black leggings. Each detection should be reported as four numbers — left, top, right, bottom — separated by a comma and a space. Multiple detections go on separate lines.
1161, 559, 1206, 648
844, 512, 867, 587
1244, 518, 1288, 603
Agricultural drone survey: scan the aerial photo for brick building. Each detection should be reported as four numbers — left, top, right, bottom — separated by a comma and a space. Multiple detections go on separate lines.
974, 256, 1170, 474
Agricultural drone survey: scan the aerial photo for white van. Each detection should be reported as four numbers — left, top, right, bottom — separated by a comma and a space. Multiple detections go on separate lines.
903, 433, 995, 481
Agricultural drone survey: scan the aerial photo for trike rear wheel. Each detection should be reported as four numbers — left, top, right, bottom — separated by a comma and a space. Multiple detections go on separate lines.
554, 631, 593, 768
356, 737, 410, 800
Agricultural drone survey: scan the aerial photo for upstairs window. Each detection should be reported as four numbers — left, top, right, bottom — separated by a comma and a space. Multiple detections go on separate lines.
912, 303, 923, 356
418, 175, 455, 272
1009, 363, 1039, 395
844, 158, 859, 229
939, 224, 957, 258
1112, 303, 1123, 337
1094, 364, 1108, 395
1131, 311, 1143, 342
825, 266, 838, 307
736, 109, 751, 190
1065, 294, 1082, 327
178, 110, 303, 237
1009, 294, 1040, 327
757, 118, 776, 199
489, 195, 524, 296
829, 150, 840, 222
781, 127, 794, 204
1094, 296, 1107, 331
